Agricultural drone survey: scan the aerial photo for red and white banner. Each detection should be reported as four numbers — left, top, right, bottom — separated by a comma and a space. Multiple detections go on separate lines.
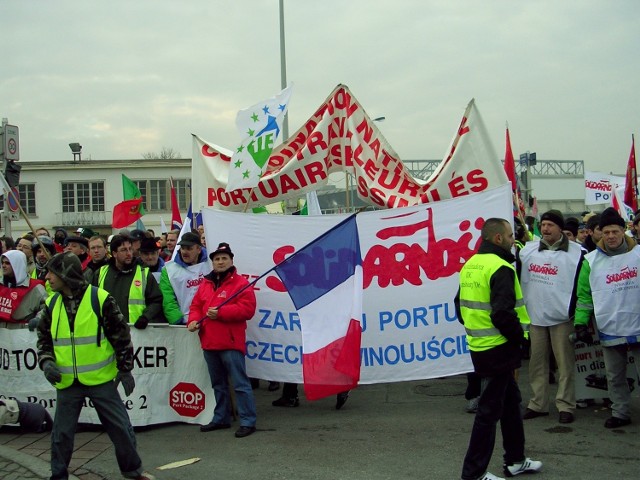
192, 85, 508, 211
202, 184, 513, 384
584, 171, 625, 205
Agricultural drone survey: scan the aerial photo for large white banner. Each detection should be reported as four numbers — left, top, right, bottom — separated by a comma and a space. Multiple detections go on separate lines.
584, 171, 625, 205
192, 85, 508, 212
0, 327, 216, 427
204, 184, 513, 384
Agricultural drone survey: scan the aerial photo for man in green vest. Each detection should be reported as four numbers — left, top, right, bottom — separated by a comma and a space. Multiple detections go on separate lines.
36, 252, 154, 480
92, 234, 164, 328
456, 218, 542, 480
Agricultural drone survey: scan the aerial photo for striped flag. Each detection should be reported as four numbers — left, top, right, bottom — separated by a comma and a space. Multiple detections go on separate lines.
274, 214, 362, 400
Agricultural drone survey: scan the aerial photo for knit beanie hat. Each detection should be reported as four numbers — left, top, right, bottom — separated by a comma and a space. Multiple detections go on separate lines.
46, 252, 86, 291
586, 214, 601, 231
598, 207, 626, 229
540, 209, 565, 230
564, 217, 579, 237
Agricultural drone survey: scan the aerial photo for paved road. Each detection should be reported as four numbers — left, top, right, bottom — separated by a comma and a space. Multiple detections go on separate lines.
2, 361, 639, 479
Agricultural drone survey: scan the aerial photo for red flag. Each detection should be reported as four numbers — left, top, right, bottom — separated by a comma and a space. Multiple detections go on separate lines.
112, 198, 143, 228
170, 180, 183, 230
504, 127, 518, 192
504, 127, 526, 219
623, 135, 637, 212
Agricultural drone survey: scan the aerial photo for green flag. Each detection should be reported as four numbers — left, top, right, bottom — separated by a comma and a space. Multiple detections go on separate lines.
122, 174, 145, 215
252, 205, 268, 214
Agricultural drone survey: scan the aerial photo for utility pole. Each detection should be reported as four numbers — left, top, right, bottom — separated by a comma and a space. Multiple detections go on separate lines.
1, 117, 10, 236
0, 117, 20, 237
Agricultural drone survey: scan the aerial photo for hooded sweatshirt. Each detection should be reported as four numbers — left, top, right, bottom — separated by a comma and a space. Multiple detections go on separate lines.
0, 250, 47, 323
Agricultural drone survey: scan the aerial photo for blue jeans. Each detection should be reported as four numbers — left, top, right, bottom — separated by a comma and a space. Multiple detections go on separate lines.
50, 381, 142, 480
203, 349, 257, 427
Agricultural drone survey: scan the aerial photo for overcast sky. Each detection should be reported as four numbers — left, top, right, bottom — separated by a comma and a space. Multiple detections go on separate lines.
2, 1, 638, 174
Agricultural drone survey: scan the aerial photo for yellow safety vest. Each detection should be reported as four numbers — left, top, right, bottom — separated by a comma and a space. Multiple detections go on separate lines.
31, 269, 54, 297
459, 253, 530, 352
98, 264, 147, 324
48, 286, 117, 389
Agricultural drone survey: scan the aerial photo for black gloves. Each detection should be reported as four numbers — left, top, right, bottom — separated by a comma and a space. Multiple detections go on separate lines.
115, 371, 135, 397
42, 360, 62, 385
133, 316, 149, 330
574, 325, 593, 345
28, 316, 39, 332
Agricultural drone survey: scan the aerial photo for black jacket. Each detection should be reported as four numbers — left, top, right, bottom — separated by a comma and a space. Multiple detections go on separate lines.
455, 240, 524, 377
91, 258, 164, 325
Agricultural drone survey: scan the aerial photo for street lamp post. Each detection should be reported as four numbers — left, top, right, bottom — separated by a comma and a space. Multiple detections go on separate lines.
279, 0, 288, 140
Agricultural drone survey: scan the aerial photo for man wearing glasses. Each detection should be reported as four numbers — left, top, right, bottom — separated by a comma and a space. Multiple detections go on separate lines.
91, 234, 163, 329
16, 235, 36, 276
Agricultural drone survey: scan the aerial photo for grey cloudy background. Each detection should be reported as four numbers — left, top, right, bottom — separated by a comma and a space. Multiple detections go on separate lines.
1, 1, 638, 174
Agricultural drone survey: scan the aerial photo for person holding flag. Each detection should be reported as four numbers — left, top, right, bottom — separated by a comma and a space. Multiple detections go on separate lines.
187, 242, 257, 438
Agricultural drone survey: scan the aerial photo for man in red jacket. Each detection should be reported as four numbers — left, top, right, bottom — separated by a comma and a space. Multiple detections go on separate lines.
187, 242, 257, 438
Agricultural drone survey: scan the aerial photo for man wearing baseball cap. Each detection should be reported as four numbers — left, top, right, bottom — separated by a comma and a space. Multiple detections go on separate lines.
139, 237, 165, 282
574, 207, 640, 428
187, 242, 257, 438
159, 231, 210, 325
64, 235, 92, 270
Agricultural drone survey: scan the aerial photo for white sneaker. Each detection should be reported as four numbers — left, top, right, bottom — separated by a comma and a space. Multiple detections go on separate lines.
466, 397, 480, 413
480, 473, 505, 480
504, 458, 542, 476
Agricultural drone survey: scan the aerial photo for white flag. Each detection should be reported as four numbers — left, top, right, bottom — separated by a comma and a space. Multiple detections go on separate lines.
226, 85, 293, 192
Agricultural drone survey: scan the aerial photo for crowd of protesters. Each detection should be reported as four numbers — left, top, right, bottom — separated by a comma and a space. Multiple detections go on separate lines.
1, 207, 639, 480
457, 207, 640, 480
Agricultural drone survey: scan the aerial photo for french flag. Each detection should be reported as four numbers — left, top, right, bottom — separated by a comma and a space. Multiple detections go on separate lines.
275, 214, 363, 400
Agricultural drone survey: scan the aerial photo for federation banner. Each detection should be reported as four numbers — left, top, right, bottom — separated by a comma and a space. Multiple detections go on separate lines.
192, 85, 508, 212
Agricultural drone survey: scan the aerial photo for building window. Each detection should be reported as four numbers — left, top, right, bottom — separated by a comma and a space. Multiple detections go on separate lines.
133, 179, 190, 212
19, 184, 36, 215
62, 182, 105, 213
149, 179, 167, 211
173, 179, 190, 210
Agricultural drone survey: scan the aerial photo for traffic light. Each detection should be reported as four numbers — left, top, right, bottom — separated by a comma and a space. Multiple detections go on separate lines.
5, 160, 21, 187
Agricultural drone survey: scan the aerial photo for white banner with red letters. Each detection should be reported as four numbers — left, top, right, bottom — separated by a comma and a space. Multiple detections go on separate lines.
204, 184, 513, 384
584, 171, 625, 205
191, 85, 508, 211
0, 326, 216, 427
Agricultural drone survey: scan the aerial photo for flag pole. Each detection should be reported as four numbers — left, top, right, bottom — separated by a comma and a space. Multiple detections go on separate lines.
633, 133, 637, 211
197, 212, 359, 324
1, 184, 52, 260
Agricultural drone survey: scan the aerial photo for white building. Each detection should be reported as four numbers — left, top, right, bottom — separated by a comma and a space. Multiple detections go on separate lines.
3, 158, 191, 237
2, 157, 606, 239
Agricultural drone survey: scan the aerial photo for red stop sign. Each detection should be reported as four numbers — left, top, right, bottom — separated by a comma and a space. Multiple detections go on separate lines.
169, 382, 206, 417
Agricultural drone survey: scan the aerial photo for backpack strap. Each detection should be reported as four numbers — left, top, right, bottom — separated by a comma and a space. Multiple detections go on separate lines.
90, 286, 104, 347
47, 293, 61, 340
